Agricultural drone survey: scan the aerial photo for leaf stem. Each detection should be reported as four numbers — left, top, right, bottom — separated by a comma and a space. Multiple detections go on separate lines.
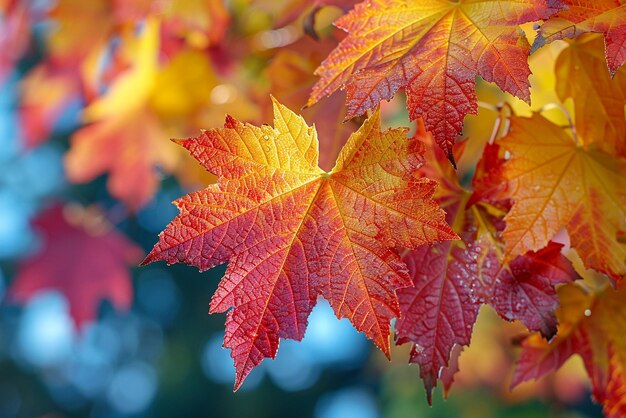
478, 101, 513, 144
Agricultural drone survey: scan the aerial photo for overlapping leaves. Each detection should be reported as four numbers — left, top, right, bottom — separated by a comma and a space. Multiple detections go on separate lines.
394, 129, 580, 401
513, 283, 626, 418
8, 0, 626, 411
497, 113, 626, 280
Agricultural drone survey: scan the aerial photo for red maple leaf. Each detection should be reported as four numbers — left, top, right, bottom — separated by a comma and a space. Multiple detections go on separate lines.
8, 205, 143, 327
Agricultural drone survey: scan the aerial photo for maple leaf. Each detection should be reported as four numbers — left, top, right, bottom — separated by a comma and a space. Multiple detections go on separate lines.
307, 0, 559, 163
395, 128, 579, 401
554, 34, 626, 157
142, 97, 457, 389
498, 113, 626, 280
533, 0, 626, 75
513, 283, 626, 417
7, 205, 143, 327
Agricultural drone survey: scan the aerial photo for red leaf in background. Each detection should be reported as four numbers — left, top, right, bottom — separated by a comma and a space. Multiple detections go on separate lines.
8, 205, 143, 327
512, 330, 586, 388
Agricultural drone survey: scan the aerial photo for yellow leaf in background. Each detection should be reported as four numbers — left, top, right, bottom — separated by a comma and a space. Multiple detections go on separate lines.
65, 16, 262, 209
84, 18, 160, 122
150, 50, 218, 119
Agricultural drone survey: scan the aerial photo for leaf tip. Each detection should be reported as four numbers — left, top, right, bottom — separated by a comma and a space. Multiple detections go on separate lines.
447, 150, 457, 169
139, 250, 157, 267
233, 376, 244, 392
423, 377, 435, 406
377, 335, 392, 360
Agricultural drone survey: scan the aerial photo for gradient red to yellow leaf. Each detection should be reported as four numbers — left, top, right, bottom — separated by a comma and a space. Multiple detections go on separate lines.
142, 97, 457, 389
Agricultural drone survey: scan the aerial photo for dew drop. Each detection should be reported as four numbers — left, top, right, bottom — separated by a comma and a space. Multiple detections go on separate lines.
584, 309, 591, 317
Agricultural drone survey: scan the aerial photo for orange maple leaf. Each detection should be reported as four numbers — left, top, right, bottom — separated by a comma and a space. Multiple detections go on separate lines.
307, 0, 559, 163
499, 113, 626, 280
142, 97, 457, 389
534, 0, 626, 75
555, 34, 626, 157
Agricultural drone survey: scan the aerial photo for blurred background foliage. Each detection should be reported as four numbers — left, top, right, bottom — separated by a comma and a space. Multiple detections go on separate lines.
0, 0, 606, 417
